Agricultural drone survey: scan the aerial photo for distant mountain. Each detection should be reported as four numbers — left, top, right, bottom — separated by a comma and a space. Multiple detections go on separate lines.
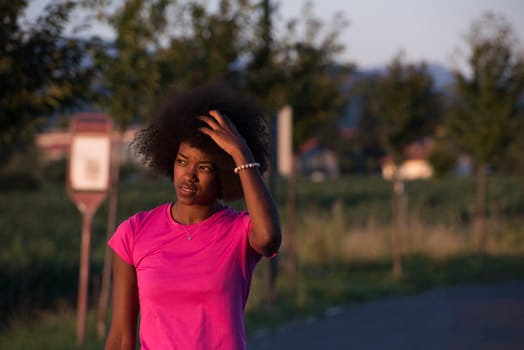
426, 63, 455, 90
337, 63, 455, 129
355, 63, 455, 90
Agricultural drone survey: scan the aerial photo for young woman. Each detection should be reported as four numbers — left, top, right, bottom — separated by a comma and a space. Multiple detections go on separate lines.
104, 82, 281, 350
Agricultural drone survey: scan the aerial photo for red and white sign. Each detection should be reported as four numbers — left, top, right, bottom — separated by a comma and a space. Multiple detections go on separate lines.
67, 113, 113, 211
66, 112, 113, 347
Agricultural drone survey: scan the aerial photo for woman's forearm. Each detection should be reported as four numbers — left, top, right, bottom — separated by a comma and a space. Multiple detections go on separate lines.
233, 150, 281, 256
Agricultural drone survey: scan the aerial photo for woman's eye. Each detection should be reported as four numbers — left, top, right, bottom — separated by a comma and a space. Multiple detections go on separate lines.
199, 165, 215, 173
176, 159, 186, 166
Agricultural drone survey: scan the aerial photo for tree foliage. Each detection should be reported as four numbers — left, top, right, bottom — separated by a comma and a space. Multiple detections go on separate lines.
153, 0, 252, 90
88, 0, 351, 150
356, 54, 442, 165
2, 0, 351, 165
0, 0, 94, 163
447, 12, 524, 169
352, 54, 442, 277
89, 0, 259, 127
243, 1, 352, 149
272, 3, 352, 149
446, 12, 524, 256
89, 0, 166, 129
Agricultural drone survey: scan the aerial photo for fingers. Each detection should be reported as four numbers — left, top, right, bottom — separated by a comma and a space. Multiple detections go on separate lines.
197, 112, 230, 140
198, 110, 227, 130
209, 110, 238, 131
199, 110, 237, 132
198, 110, 249, 158
208, 110, 227, 126
199, 115, 220, 130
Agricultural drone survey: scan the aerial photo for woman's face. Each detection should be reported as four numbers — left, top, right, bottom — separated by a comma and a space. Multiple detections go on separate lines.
173, 141, 220, 205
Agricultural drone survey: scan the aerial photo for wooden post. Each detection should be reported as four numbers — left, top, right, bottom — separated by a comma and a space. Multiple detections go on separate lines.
264, 113, 279, 307
77, 208, 95, 347
475, 163, 487, 257
286, 156, 297, 294
392, 169, 404, 278
97, 131, 122, 339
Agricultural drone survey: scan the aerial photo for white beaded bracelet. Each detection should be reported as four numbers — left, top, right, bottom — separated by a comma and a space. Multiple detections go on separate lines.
234, 162, 261, 174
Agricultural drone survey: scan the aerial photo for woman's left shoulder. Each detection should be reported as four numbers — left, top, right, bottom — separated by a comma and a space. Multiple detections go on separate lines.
214, 206, 250, 228
219, 206, 248, 219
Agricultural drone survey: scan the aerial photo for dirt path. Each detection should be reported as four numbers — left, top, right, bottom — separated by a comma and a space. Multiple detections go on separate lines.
248, 280, 524, 350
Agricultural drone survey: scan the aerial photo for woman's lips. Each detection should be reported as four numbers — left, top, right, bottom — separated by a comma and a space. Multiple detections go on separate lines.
179, 183, 197, 194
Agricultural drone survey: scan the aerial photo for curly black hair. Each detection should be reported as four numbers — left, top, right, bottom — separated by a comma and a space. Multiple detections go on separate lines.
132, 81, 271, 201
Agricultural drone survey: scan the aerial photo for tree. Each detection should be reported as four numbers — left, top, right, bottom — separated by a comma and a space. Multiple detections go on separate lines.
350, 75, 387, 174
154, 0, 252, 90
359, 54, 442, 277
243, 0, 352, 299
0, 0, 95, 165
89, 0, 351, 145
245, 1, 352, 149
447, 13, 524, 256
91, 0, 165, 126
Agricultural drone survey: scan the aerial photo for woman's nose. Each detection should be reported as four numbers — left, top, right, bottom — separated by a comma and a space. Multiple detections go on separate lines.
183, 166, 198, 181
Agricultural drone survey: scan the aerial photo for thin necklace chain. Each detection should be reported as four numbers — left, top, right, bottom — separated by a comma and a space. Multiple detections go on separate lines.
173, 202, 221, 241
181, 225, 195, 241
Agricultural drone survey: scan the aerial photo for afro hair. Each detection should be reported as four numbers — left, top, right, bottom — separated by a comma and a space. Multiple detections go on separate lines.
132, 81, 271, 201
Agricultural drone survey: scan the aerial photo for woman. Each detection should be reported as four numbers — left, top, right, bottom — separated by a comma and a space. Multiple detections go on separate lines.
104, 82, 281, 350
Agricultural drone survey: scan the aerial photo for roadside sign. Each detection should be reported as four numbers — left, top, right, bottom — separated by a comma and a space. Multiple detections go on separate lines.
70, 135, 111, 191
66, 113, 113, 347
67, 113, 113, 208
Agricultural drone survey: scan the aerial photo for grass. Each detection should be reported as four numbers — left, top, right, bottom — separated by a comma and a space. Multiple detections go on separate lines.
1, 174, 524, 347
0, 309, 105, 350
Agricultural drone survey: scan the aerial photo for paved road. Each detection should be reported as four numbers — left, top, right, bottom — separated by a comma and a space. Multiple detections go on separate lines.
248, 280, 524, 350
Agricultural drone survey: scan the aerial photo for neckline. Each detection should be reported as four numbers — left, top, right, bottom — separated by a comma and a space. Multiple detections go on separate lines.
168, 202, 227, 228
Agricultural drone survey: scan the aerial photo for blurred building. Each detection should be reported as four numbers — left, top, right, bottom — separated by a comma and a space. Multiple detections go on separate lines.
381, 139, 434, 180
298, 137, 340, 181
35, 126, 141, 164
382, 159, 433, 180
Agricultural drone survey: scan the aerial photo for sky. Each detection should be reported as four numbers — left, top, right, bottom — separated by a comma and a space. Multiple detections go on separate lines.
27, 0, 524, 72
279, 0, 524, 71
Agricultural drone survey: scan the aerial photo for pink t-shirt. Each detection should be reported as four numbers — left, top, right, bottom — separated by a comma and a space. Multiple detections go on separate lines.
108, 203, 262, 350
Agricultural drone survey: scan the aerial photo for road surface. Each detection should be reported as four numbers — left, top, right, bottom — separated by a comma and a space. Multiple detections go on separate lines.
248, 280, 524, 350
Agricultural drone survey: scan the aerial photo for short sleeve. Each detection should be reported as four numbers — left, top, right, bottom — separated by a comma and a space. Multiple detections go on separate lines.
244, 213, 278, 259
240, 214, 262, 275
108, 219, 134, 266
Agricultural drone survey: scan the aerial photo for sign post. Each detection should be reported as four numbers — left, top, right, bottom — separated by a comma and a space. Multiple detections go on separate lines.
66, 113, 113, 347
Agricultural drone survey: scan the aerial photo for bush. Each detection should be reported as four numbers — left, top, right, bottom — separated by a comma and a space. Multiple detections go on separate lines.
0, 147, 42, 191
41, 158, 67, 183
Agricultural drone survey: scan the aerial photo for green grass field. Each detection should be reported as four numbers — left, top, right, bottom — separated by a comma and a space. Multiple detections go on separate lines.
1, 174, 524, 348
